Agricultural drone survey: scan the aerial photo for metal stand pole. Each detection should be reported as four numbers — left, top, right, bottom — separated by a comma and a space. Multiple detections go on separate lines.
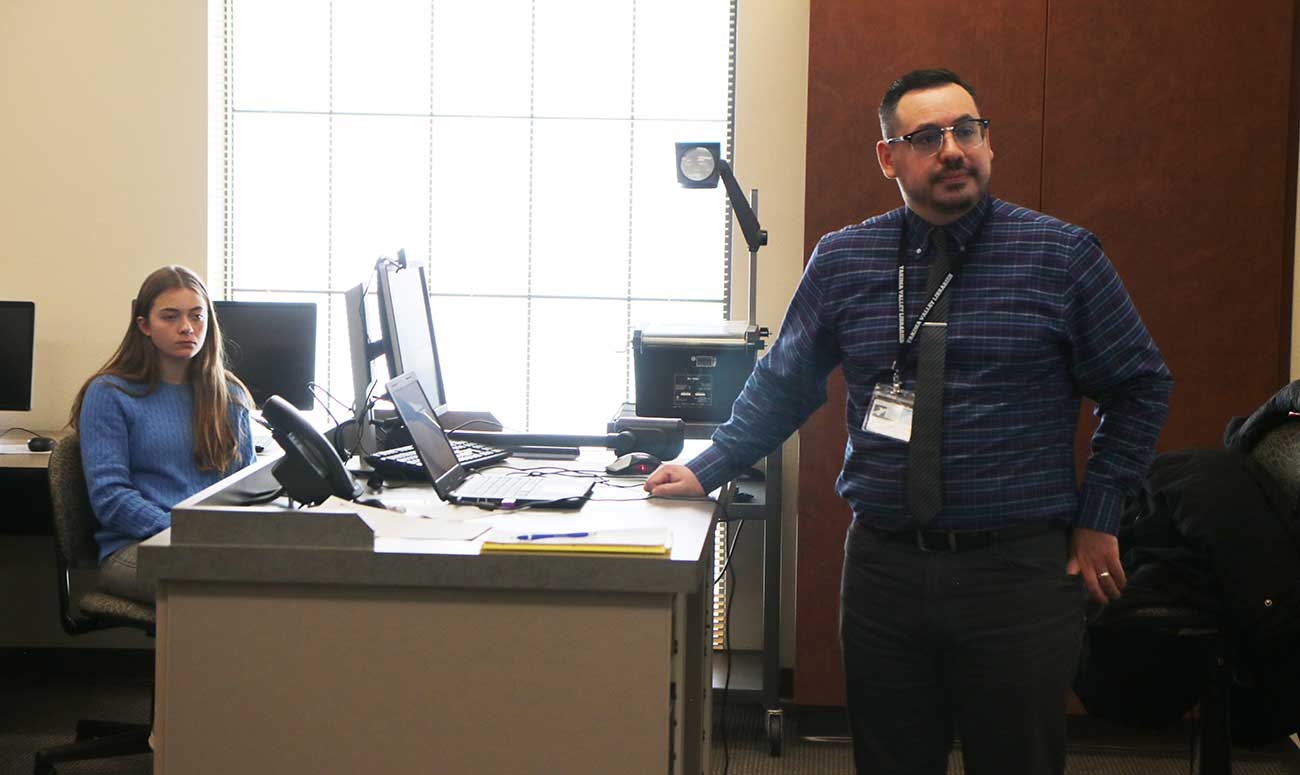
748, 188, 759, 327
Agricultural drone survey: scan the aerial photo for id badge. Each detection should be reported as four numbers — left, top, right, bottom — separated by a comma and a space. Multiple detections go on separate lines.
864, 383, 914, 442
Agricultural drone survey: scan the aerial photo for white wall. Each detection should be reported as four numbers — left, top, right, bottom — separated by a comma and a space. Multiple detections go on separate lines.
0, 0, 205, 648
0, 0, 207, 433
731, 0, 809, 666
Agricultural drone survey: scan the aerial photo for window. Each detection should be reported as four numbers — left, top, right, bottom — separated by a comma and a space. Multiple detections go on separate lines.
212, 0, 737, 434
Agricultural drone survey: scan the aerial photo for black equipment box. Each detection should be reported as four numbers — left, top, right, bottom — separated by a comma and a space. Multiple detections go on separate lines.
632, 322, 766, 423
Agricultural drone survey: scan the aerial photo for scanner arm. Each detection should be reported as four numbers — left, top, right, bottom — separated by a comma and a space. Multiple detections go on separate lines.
448, 428, 683, 461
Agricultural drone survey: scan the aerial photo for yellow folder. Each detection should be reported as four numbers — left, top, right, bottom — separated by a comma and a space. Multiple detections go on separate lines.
481, 527, 672, 556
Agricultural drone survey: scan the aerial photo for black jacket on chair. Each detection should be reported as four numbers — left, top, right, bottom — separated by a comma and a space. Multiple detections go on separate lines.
1223, 381, 1300, 453
1075, 446, 1300, 744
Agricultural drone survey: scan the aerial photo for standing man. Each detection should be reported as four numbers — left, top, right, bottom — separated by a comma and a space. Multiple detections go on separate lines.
646, 68, 1172, 774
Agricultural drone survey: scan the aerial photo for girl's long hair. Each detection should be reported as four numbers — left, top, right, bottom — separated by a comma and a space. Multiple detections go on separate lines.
69, 265, 249, 472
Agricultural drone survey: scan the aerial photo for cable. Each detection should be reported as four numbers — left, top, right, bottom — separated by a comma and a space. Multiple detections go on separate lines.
308, 381, 353, 416
712, 518, 745, 586
491, 464, 600, 475
0, 427, 44, 440
0, 423, 45, 442
444, 417, 506, 432
348, 383, 383, 460
240, 486, 285, 505
308, 383, 343, 432
467, 495, 590, 512
719, 524, 739, 775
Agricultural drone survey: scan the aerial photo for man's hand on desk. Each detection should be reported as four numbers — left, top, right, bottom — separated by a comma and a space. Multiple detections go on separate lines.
644, 464, 705, 497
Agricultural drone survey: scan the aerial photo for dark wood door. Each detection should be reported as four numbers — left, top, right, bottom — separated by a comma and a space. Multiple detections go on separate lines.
1042, 0, 1298, 454
795, 0, 1298, 706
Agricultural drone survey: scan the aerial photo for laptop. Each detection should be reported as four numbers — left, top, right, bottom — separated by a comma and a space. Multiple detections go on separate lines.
386, 371, 594, 508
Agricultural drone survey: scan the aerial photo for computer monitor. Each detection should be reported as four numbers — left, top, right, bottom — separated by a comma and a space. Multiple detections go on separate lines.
345, 281, 382, 411
214, 300, 317, 410
375, 262, 448, 412
0, 301, 36, 411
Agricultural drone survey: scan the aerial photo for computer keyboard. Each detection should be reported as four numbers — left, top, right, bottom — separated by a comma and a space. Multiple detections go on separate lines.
365, 439, 509, 478
453, 474, 543, 500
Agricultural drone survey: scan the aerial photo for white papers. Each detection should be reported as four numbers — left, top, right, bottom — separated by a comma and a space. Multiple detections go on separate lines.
313, 496, 490, 541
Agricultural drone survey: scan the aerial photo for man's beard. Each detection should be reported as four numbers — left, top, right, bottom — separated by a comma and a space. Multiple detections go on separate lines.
927, 162, 986, 213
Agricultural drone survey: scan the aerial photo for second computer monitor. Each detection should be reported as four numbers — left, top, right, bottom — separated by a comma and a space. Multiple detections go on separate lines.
375, 263, 447, 411
0, 301, 36, 411
215, 300, 317, 410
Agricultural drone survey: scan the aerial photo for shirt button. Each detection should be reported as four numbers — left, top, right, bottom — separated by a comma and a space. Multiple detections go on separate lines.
915, 248, 922, 255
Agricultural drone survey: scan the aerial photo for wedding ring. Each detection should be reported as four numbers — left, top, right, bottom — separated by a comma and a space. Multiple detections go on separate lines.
1098, 571, 1111, 578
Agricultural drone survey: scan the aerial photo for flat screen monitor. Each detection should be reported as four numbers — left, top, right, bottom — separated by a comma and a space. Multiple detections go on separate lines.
215, 300, 317, 410
345, 282, 381, 411
375, 263, 447, 411
0, 301, 36, 411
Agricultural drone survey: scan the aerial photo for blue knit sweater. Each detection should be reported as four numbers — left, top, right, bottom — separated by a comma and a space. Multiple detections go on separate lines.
79, 376, 255, 561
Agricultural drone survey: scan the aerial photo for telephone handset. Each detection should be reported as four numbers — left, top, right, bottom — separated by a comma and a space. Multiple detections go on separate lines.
261, 395, 364, 505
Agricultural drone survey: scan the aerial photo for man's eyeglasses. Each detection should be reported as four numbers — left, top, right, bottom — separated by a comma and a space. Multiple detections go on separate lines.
885, 118, 990, 155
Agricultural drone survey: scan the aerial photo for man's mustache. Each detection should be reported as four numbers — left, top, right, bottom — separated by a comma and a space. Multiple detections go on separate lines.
931, 161, 969, 182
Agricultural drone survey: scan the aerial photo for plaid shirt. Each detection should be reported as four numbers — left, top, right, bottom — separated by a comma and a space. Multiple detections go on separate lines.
687, 195, 1172, 534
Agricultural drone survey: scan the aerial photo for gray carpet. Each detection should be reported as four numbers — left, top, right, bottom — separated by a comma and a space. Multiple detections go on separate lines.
710, 702, 1300, 775
3, 651, 1299, 774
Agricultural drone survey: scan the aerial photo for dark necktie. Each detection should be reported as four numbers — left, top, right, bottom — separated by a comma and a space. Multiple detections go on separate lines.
906, 228, 952, 527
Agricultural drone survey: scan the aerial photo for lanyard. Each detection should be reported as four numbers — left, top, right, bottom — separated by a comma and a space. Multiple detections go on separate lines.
890, 207, 991, 389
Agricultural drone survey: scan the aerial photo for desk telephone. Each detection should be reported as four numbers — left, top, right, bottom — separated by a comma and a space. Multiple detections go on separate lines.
262, 396, 364, 505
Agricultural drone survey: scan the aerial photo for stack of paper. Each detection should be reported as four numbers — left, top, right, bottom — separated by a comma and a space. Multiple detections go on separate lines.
313, 496, 490, 541
481, 527, 672, 556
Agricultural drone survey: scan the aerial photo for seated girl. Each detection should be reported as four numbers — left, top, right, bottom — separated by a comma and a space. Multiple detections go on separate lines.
68, 265, 255, 604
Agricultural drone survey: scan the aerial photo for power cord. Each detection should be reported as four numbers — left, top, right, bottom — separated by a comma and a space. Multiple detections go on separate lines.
241, 486, 286, 505
346, 381, 382, 460
308, 383, 344, 439
444, 417, 506, 433
0, 427, 44, 440
308, 381, 352, 417
718, 519, 740, 775
712, 518, 745, 586
466, 494, 590, 512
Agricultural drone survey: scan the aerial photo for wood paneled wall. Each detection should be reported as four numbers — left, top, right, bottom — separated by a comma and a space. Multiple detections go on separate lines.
796, 0, 1299, 705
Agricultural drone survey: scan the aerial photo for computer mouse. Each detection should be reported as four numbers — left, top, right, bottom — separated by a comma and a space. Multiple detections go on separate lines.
606, 452, 661, 476
27, 436, 55, 453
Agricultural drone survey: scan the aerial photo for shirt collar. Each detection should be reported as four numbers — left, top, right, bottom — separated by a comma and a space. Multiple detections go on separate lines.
901, 194, 992, 253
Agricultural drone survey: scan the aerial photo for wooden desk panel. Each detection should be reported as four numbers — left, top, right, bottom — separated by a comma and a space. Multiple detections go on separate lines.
157, 582, 676, 775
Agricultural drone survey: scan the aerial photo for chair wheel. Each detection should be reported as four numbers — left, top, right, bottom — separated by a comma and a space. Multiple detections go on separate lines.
766, 709, 784, 756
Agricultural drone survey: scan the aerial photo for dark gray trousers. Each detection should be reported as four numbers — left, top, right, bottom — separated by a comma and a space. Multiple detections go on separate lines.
99, 541, 156, 605
840, 522, 1086, 775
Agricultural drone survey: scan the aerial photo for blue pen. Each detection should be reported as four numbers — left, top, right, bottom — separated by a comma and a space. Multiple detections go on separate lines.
516, 531, 590, 541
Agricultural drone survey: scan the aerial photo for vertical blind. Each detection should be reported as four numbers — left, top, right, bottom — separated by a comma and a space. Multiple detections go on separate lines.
216, 0, 737, 434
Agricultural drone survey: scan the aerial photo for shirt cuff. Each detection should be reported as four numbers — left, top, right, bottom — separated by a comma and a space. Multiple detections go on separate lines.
685, 444, 747, 495
1075, 485, 1124, 535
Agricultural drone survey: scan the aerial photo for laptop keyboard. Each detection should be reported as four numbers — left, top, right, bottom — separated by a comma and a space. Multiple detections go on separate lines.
454, 474, 543, 500
365, 439, 509, 478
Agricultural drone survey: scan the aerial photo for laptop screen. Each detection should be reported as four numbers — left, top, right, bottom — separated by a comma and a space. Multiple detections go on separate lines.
386, 371, 467, 498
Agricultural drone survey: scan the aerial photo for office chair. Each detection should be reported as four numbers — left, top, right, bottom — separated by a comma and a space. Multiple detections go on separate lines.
33, 433, 156, 775
1086, 421, 1300, 775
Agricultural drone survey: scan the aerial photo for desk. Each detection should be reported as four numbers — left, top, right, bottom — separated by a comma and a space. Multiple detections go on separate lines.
1, 430, 58, 534
140, 452, 719, 775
